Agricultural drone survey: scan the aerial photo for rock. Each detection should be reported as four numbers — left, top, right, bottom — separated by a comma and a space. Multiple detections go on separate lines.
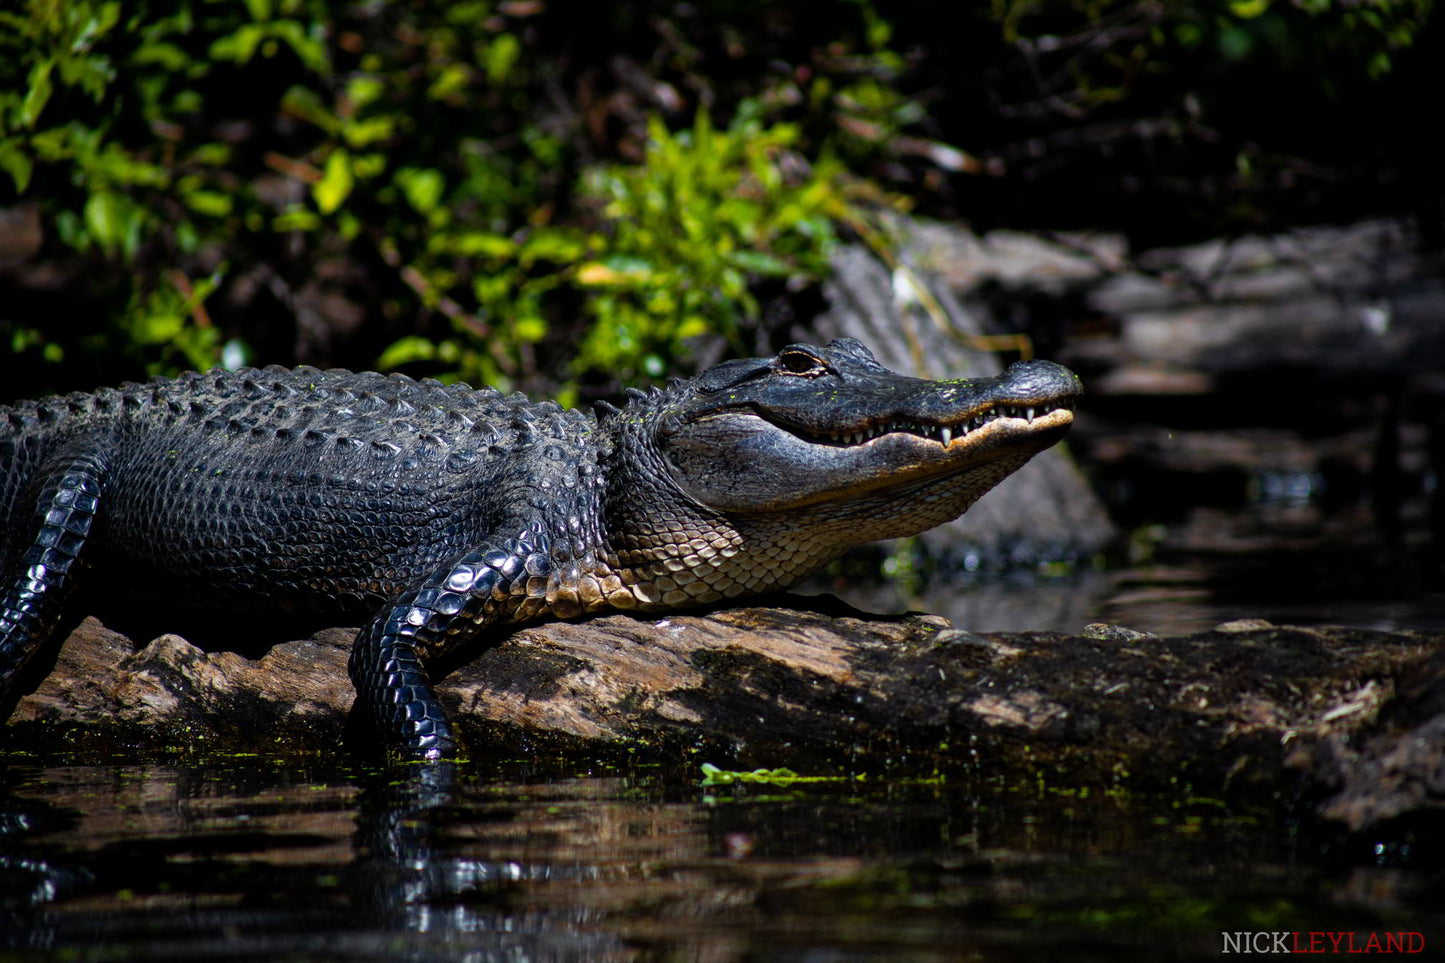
1286, 643, 1445, 830
8, 607, 1443, 830
1080, 622, 1157, 641
1214, 617, 1275, 633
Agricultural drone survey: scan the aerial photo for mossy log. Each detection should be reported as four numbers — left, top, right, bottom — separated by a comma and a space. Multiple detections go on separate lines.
5, 601, 1442, 830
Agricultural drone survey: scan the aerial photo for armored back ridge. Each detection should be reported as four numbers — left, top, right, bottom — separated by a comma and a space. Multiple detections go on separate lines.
0, 339, 1081, 756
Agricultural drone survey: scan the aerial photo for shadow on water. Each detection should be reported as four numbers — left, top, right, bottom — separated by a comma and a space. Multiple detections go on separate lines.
2, 752, 1441, 961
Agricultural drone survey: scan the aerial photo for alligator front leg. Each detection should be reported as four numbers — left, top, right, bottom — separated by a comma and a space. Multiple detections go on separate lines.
348, 534, 554, 758
0, 448, 108, 697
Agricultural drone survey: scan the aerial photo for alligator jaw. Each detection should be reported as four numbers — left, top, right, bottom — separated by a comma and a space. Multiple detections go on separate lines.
673, 402, 1075, 514
801, 401, 1075, 450
652, 343, 1082, 517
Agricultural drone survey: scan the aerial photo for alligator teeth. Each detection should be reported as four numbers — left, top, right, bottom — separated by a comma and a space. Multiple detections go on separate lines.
821, 403, 1064, 447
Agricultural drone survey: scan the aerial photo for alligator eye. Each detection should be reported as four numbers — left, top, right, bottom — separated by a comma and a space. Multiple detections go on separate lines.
776, 349, 828, 376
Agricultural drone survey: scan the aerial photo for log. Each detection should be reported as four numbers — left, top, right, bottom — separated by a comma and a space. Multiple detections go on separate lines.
6, 603, 1442, 830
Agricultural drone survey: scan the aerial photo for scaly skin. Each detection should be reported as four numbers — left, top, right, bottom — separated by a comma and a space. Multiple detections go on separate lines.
0, 339, 1080, 757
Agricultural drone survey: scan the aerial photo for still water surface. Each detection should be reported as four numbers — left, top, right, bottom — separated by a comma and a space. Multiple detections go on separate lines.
2, 753, 1439, 961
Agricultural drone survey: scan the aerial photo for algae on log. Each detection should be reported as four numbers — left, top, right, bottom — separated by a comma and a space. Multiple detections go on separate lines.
5, 602, 1442, 829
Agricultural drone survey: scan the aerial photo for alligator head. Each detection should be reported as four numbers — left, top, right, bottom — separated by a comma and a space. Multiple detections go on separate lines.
652, 338, 1080, 531
596, 336, 1081, 604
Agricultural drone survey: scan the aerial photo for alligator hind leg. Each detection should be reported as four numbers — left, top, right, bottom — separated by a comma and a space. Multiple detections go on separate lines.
0, 449, 108, 697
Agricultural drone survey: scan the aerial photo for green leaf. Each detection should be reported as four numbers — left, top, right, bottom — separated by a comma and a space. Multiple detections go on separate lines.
184, 190, 233, 218
484, 32, 520, 85
519, 229, 586, 266
131, 40, 189, 72
135, 311, 183, 343
271, 20, 329, 75
377, 335, 441, 369
281, 85, 338, 133
342, 116, 394, 148
312, 150, 353, 214
210, 24, 265, 64
84, 190, 135, 255
428, 63, 472, 101
513, 314, 547, 342
0, 139, 34, 191
728, 249, 790, 276
346, 75, 386, 110
350, 152, 386, 179
396, 166, 444, 214
55, 52, 116, 101
439, 231, 516, 258
273, 205, 321, 232
21, 62, 53, 128
191, 142, 232, 167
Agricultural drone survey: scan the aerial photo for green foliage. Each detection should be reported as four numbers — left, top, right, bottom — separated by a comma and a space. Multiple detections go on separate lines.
376, 107, 845, 395
0, 0, 886, 399
572, 110, 842, 384
1176, 0, 1432, 84
993, 0, 1432, 106
1, 0, 336, 384
0, 0, 1434, 398
976, 0, 1436, 236
124, 268, 235, 375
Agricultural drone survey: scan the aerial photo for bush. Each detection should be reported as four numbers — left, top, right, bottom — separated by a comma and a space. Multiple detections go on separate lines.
1, 0, 1435, 400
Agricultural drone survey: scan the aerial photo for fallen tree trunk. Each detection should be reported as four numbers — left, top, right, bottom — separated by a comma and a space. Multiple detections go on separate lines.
5, 602, 1442, 829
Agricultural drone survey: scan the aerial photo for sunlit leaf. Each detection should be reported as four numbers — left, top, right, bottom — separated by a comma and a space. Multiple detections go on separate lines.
210, 24, 265, 64
377, 335, 441, 368
271, 20, 330, 75
514, 314, 547, 342
485, 32, 520, 84
396, 166, 444, 214
273, 206, 321, 232
21, 62, 53, 128
312, 150, 353, 214
344, 116, 395, 148
428, 62, 472, 101
184, 190, 233, 218
519, 229, 586, 265
440, 231, 516, 258
346, 75, 386, 109
84, 190, 128, 254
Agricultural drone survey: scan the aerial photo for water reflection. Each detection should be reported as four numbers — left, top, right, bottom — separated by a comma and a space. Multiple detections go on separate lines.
814, 485, 1445, 637
2, 755, 1440, 961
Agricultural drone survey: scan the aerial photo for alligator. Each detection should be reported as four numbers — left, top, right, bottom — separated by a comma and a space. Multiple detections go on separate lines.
0, 338, 1080, 757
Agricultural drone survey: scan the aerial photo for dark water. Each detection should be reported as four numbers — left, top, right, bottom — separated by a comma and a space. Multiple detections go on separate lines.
827, 490, 1445, 637
2, 752, 1440, 962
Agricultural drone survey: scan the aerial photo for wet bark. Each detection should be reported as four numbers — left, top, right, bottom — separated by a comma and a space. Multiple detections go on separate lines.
6, 602, 1441, 830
